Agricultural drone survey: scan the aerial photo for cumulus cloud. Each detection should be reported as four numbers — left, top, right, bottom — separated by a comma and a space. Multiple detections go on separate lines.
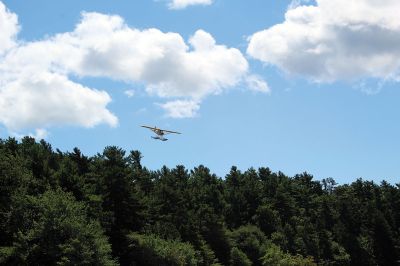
0, 7, 118, 134
247, 0, 400, 82
0, 1, 19, 54
0, 4, 252, 134
245, 75, 271, 94
0, 72, 117, 131
168, 0, 213, 10
49, 13, 248, 99
4, 12, 248, 100
158, 100, 200, 118
144, 29, 248, 99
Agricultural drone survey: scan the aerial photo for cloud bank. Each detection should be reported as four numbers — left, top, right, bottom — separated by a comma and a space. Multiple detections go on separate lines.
0, 2, 252, 133
247, 0, 400, 82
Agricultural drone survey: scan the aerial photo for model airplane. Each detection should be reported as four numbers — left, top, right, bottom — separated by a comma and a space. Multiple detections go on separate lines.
141, 125, 181, 141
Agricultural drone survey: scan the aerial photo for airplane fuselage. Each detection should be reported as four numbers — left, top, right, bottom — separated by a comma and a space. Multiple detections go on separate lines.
154, 128, 164, 136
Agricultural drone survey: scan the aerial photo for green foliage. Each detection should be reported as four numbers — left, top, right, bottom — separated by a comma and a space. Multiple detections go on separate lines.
0, 146, 31, 246
230, 247, 252, 266
0, 246, 15, 264
4, 189, 116, 265
127, 233, 199, 265
195, 239, 221, 266
261, 243, 317, 266
90, 146, 146, 264
254, 203, 281, 236
225, 167, 263, 229
229, 225, 267, 266
1, 137, 400, 266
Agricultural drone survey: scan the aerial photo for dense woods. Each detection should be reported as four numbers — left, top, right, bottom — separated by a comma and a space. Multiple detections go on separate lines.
0, 137, 399, 265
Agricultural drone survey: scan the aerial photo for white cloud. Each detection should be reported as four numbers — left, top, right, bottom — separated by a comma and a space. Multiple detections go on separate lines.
0, 7, 118, 133
0, 5, 252, 133
11, 128, 49, 140
50, 13, 248, 99
0, 1, 19, 54
289, 0, 313, 9
144, 29, 249, 99
31, 128, 49, 139
124, 89, 135, 98
0, 12, 247, 100
158, 100, 200, 118
168, 0, 213, 10
353, 79, 386, 95
245, 75, 271, 94
0, 72, 117, 131
247, 0, 400, 82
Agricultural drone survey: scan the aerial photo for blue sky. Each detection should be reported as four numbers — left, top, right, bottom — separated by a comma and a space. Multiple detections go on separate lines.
1, 0, 400, 184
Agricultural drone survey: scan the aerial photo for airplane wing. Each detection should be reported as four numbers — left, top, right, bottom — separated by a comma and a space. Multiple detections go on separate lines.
141, 125, 181, 134
141, 125, 156, 130
162, 129, 181, 134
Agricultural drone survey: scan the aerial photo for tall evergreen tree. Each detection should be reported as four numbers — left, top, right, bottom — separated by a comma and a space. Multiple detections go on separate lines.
92, 146, 144, 264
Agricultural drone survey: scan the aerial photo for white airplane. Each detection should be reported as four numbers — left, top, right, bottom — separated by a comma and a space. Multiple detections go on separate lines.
141, 125, 181, 141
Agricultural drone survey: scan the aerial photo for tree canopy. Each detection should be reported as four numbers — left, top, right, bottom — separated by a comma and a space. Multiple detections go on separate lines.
0, 137, 399, 265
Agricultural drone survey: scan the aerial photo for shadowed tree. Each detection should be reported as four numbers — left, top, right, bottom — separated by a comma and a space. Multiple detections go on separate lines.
92, 146, 145, 264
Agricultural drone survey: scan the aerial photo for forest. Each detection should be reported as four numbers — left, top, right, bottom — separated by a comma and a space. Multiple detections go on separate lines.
0, 137, 399, 265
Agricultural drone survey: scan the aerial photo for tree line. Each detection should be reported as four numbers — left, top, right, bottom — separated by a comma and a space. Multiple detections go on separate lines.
0, 137, 399, 265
